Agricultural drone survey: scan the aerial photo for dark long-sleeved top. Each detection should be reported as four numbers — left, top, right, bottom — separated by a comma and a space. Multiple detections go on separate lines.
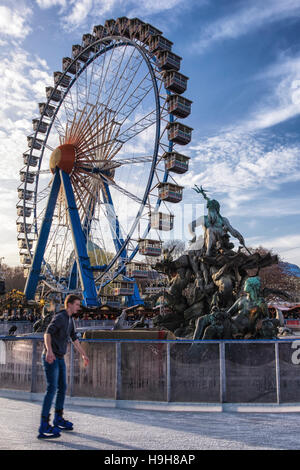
45, 310, 78, 358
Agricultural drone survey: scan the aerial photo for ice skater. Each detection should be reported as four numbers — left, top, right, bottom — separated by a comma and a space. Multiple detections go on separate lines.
38, 294, 89, 439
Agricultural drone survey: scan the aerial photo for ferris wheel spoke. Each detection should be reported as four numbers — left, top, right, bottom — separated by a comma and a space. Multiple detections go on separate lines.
98, 188, 129, 257
77, 155, 154, 172
57, 240, 69, 277
52, 113, 68, 141
68, 105, 99, 146
92, 39, 122, 110
47, 216, 67, 251
85, 42, 105, 108
100, 173, 150, 208
112, 51, 144, 103
90, 46, 153, 135
72, 173, 97, 220
99, 42, 133, 112
71, 182, 88, 221
65, 103, 95, 146
100, 45, 146, 118
36, 185, 52, 204
114, 71, 154, 124
61, 85, 78, 130
78, 166, 145, 208
109, 109, 158, 154
75, 114, 121, 160
47, 227, 68, 278
35, 140, 55, 153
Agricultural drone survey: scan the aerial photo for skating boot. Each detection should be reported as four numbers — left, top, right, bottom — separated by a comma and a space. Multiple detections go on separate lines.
37, 414, 61, 439
53, 409, 74, 431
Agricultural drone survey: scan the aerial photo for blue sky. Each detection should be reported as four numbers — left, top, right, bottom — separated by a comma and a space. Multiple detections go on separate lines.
1, 0, 300, 266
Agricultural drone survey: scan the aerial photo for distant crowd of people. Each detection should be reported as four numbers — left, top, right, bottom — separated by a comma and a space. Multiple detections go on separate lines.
0, 310, 40, 323
0, 309, 153, 322
0, 309, 120, 323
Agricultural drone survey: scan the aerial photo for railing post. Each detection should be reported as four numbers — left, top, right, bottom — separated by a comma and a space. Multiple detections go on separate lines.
69, 342, 74, 397
219, 342, 226, 403
115, 342, 122, 400
275, 341, 281, 404
166, 342, 171, 402
31, 339, 38, 393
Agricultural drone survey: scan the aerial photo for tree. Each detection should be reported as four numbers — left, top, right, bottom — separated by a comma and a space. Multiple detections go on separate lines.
88, 247, 114, 267
0, 264, 26, 293
162, 239, 186, 258
246, 246, 300, 301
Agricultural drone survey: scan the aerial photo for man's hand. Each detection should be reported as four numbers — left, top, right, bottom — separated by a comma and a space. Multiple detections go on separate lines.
46, 350, 56, 364
82, 354, 89, 367
73, 339, 89, 367
44, 333, 55, 363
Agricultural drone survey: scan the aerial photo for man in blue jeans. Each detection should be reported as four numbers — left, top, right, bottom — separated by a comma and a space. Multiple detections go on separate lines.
38, 294, 89, 439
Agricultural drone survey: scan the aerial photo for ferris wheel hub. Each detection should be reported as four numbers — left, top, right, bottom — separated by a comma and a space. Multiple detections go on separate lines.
50, 144, 76, 174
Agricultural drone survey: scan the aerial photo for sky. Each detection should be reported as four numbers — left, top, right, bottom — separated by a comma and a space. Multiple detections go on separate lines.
1, 0, 300, 267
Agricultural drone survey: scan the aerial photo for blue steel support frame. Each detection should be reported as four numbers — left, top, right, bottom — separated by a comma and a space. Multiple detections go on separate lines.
68, 193, 97, 290
25, 169, 99, 307
102, 182, 126, 255
60, 170, 99, 307
102, 183, 143, 306
24, 170, 61, 300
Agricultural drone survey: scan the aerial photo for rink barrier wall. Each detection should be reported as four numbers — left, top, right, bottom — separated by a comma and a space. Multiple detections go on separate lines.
0, 337, 300, 407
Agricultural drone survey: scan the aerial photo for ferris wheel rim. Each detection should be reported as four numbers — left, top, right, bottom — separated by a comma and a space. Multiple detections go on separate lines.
29, 37, 160, 218
20, 34, 168, 292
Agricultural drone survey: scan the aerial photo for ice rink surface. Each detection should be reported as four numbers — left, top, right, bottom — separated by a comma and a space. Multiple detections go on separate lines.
0, 396, 300, 450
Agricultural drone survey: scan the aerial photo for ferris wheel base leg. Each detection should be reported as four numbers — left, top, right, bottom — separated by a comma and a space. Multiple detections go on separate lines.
24, 170, 61, 301
82, 297, 100, 308
126, 281, 144, 307
60, 169, 99, 307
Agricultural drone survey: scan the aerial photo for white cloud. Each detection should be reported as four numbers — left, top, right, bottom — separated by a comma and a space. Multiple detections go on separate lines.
175, 129, 300, 231
179, 129, 300, 264
35, 0, 195, 30
65, 0, 93, 28
239, 54, 300, 132
191, 0, 300, 54
0, 45, 53, 265
35, 0, 110, 29
0, 5, 32, 38
127, 0, 191, 16
0, 48, 52, 132
36, 0, 67, 7
247, 234, 300, 265
181, 131, 300, 192
35, 0, 117, 30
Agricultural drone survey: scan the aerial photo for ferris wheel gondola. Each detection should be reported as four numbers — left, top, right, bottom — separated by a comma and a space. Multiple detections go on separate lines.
17, 17, 192, 307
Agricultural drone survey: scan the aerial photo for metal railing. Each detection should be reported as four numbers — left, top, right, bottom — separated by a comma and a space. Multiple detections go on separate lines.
0, 321, 34, 335
0, 337, 300, 404
0, 319, 115, 335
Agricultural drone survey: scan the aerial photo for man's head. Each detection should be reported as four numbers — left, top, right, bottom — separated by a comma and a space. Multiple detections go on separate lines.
64, 294, 81, 315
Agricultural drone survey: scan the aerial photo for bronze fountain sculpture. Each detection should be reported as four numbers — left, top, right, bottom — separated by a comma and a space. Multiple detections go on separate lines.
149, 185, 287, 340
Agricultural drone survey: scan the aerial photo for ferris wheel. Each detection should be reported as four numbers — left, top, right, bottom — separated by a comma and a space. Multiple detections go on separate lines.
17, 17, 193, 307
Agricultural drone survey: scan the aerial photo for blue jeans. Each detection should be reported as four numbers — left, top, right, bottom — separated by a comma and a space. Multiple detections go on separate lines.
41, 354, 67, 418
